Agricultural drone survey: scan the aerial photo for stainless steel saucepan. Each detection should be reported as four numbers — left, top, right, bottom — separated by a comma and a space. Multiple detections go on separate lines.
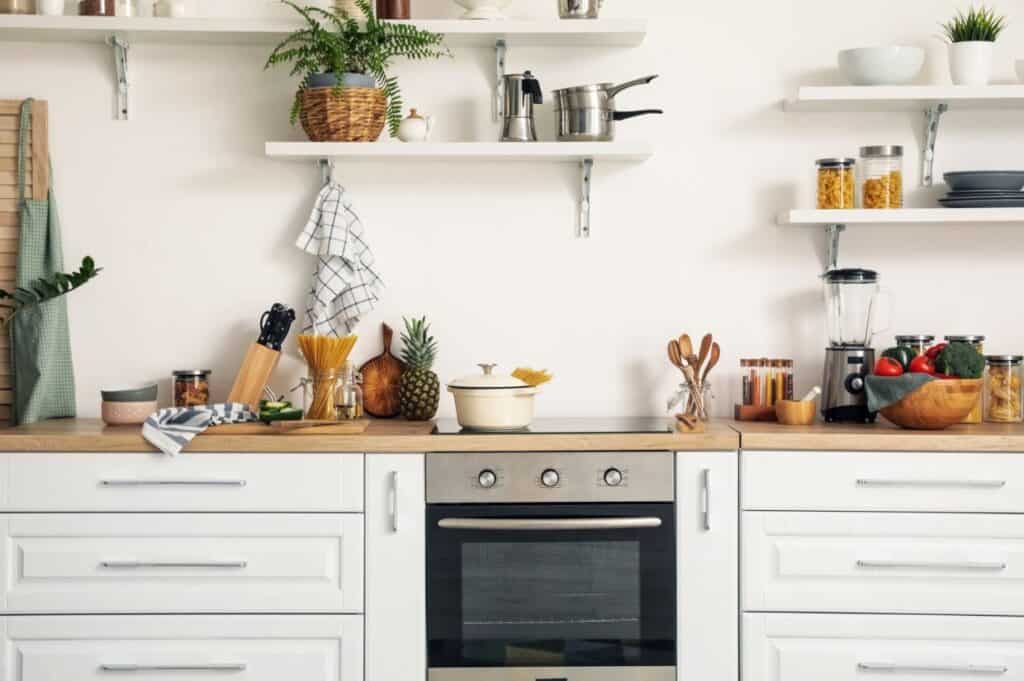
553, 74, 662, 142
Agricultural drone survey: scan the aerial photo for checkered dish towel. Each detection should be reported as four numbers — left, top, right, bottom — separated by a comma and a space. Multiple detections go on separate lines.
296, 182, 383, 337
142, 403, 256, 456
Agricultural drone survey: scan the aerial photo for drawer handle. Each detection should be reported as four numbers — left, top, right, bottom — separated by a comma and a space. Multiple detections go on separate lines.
858, 662, 1007, 675
856, 559, 1006, 571
100, 560, 248, 569
101, 663, 247, 672
701, 468, 711, 532
856, 478, 1006, 489
101, 479, 247, 487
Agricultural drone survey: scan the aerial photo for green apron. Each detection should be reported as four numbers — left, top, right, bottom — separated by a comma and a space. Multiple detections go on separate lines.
11, 99, 76, 425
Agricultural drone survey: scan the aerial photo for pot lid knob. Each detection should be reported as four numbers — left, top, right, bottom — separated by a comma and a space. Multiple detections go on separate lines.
478, 363, 497, 375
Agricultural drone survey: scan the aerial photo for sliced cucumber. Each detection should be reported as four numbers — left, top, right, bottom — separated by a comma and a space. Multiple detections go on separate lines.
261, 407, 303, 422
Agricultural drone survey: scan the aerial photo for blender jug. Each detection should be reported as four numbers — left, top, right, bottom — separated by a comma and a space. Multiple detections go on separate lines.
823, 268, 889, 347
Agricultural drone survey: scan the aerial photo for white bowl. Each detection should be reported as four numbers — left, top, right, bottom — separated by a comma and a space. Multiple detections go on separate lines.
1017, 59, 1024, 83
838, 46, 925, 86
453, 0, 511, 20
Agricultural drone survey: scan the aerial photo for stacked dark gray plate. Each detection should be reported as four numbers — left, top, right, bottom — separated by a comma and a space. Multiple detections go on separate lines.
940, 171, 1024, 207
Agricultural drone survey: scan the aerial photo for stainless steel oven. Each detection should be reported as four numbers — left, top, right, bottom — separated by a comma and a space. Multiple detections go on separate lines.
426, 451, 676, 681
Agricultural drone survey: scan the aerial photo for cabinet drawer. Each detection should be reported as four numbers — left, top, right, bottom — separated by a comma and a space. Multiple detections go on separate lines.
7, 453, 363, 511
744, 613, 1024, 681
743, 451, 1024, 512
1, 615, 363, 681
744, 511, 1024, 615
0, 514, 363, 614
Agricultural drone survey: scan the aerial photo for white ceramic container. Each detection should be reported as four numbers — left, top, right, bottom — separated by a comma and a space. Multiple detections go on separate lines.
397, 109, 433, 143
453, 0, 511, 20
949, 41, 994, 86
837, 46, 925, 86
37, 0, 63, 15
447, 364, 538, 431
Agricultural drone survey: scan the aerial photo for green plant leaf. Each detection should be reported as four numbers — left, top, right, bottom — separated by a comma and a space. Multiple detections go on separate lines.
0, 256, 102, 327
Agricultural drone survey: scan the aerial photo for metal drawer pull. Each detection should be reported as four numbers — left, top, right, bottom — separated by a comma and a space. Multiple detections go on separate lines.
856, 478, 1006, 489
438, 517, 662, 531
390, 470, 399, 534
100, 560, 248, 569
701, 468, 711, 532
858, 662, 1007, 675
101, 479, 247, 487
856, 559, 1006, 571
101, 663, 247, 672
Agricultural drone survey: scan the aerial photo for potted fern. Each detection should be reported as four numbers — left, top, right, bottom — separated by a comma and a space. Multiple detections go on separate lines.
942, 5, 1008, 85
266, 0, 449, 142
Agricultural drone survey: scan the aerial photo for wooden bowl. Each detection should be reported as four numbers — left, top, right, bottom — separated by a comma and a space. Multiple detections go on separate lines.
880, 378, 983, 430
775, 400, 817, 426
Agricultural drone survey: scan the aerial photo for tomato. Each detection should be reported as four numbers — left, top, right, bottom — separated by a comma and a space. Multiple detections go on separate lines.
925, 343, 948, 360
909, 355, 936, 374
873, 357, 905, 377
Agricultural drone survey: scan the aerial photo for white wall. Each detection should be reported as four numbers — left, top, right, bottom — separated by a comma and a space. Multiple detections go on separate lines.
2, 0, 1023, 419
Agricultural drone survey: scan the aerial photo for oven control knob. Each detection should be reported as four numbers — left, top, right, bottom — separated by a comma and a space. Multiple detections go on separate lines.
604, 468, 624, 487
478, 469, 497, 489
541, 469, 560, 488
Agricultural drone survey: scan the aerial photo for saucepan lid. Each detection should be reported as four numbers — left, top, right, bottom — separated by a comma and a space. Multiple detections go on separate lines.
449, 364, 530, 390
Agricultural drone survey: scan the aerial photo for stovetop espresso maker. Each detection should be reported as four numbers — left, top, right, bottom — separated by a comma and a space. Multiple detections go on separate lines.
500, 70, 543, 142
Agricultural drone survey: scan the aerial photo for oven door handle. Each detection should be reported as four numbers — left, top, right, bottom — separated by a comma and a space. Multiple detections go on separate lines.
437, 517, 663, 531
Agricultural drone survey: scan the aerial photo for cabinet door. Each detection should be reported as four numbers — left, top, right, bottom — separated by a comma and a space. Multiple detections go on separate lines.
366, 454, 425, 681
677, 451, 739, 681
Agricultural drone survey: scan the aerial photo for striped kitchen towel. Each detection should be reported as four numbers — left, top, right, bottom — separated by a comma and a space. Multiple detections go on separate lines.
142, 403, 256, 456
296, 181, 383, 337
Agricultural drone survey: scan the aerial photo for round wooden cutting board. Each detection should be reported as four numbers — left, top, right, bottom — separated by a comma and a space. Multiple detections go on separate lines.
359, 323, 405, 418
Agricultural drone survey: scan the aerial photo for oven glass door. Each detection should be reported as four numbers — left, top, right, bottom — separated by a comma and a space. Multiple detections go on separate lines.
427, 503, 675, 669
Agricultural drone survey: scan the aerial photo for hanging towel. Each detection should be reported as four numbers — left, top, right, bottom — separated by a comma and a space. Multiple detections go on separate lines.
296, 182, 382, 337
12, 99, 76, 425
142, 403, 256, 456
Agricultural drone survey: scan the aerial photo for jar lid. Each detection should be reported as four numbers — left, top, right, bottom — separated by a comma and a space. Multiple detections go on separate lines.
448, 363, 528, 390
986, 355, 1023, 365
173, 369, 212, 377
860, 145, 903, 158
824, 268, 878, 283
895, 335, 935, 343
816, 157, 856, 168
946, 335, 986, 343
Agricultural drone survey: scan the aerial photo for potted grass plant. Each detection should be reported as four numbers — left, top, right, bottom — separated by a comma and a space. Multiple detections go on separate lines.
266, 0, 449, 142
942, 5, 1008, 85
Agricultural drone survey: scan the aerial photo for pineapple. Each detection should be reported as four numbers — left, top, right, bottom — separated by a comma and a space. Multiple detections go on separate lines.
399, 316, 440, 421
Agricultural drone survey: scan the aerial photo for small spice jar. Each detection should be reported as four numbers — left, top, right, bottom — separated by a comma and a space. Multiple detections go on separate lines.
949, 335, 986, 423
859, 145, 903, 209
173, 370, 211, 407
816, 158, 856, 209
895, 334, 935, 357
984, 355, 1023, 423
335, 361, 364, 420
79, 0, 114, 14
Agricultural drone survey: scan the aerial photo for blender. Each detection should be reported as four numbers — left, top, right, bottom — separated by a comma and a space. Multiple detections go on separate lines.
822, 268, 888, 423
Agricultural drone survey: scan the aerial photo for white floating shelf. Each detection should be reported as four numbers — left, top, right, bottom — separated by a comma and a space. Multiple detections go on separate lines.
784, 85, 1024, 112
779, 208, 1024, 226
265, 141, 654, 162
0, 15, 647, 47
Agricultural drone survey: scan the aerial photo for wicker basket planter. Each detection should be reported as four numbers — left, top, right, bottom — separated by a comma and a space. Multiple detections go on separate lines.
300, 86, 387, 143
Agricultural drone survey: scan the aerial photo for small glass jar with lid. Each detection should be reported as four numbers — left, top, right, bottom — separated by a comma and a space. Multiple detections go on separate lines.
984, 355, 1023, 423
334, 361, 364, 420
895, 334, 935, 357
816, 158, 856, 209
948, 336, 986, 423
860, 145, 903, 209
173, 369, 211, 407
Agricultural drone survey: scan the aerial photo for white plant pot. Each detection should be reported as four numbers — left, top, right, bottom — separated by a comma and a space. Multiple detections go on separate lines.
949, 41, 995, 86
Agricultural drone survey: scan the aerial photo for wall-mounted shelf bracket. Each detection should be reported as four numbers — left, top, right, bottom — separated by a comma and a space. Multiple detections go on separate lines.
921, 103, 948, 187
109, 35, 130, 121
824, 223, 845, 272
493, 39, 507, 122
318, 158, 335, 186
578, 158, 594, 238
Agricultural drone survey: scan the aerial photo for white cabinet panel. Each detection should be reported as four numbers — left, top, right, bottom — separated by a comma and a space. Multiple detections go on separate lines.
677, 452, 738, 681
744, 613, 1024, 681
3, 615, 362, 681
7, 453, 364, 511
366, 454, 426, 681
743, 451, 1024, 513
744, 511, 1024, 616
0, 514, 363, 614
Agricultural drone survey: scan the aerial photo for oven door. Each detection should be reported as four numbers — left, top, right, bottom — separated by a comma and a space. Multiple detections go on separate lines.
427, 502, 675, 676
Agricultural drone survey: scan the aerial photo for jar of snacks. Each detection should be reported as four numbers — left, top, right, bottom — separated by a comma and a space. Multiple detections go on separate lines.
173, 370, 211, 407
859, 145, 903, 209
816, 158, 856, 209
895, 335, 935, 357
984, 355, 1022, 423
949, 335, 986, 423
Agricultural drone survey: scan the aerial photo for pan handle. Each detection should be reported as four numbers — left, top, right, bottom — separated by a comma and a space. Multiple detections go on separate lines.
613, 109, 664, 121
607, 75, 659, 99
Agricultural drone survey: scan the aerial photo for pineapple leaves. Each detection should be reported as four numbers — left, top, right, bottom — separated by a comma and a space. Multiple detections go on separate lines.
399, 316, 438, 371
266, 0, 451, 135
0, 256, 101, 327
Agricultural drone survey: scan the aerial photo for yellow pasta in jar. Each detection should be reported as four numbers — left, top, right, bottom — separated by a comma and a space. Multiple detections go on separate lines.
816, 159, 855, 209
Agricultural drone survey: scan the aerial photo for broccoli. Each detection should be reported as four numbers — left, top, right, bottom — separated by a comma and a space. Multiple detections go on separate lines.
934, 341, 985, 378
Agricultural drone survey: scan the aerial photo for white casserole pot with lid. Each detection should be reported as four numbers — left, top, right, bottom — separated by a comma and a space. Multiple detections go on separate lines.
447, 363, 539, 431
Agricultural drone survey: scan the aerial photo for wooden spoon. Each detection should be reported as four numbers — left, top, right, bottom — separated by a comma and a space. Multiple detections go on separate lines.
696, 334, 713, 376
667, 340, 684, 369
701, 342, 721, 385
678, 334, 695, 365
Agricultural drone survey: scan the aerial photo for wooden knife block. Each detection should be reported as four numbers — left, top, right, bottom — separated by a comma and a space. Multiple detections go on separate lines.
228, 343, 281, 409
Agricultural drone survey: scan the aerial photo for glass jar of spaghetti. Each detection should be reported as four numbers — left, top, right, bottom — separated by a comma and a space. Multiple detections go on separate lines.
173, 370, 211, 407
302, 369, 342, 421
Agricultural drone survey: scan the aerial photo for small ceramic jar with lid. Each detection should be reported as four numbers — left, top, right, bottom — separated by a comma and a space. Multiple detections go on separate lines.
397, 109, 433, 143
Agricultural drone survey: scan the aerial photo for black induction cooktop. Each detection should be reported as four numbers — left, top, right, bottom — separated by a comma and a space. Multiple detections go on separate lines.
433, 418, 673, 435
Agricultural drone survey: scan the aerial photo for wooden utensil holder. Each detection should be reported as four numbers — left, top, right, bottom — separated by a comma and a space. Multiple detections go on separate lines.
734, 404, 778, 422
228, 343, 281, 409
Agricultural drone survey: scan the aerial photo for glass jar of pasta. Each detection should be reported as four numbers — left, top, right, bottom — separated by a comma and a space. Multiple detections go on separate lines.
984, 355, 1023, 423
816, 158, 856, 209
859, 145, 903, 209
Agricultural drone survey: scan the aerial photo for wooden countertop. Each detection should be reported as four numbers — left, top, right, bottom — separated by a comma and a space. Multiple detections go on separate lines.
734, 421, 1024, 452
0, 419, 739, 453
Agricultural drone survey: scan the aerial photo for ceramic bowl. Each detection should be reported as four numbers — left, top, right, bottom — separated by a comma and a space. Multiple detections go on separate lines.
775, 400, 817, 426
880, 379, 983, 430
102, 400, 157, 426
453, 0, 511, 20
101, 383, 158, 403
838, 46, 925, 85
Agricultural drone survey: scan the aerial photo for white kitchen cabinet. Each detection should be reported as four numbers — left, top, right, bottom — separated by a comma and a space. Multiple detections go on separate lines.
365, 454, 426, 681
0, 614, 363, 681
676, 451, 738, 681
744, 612, 1024, 681
0, 514, 363, 614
